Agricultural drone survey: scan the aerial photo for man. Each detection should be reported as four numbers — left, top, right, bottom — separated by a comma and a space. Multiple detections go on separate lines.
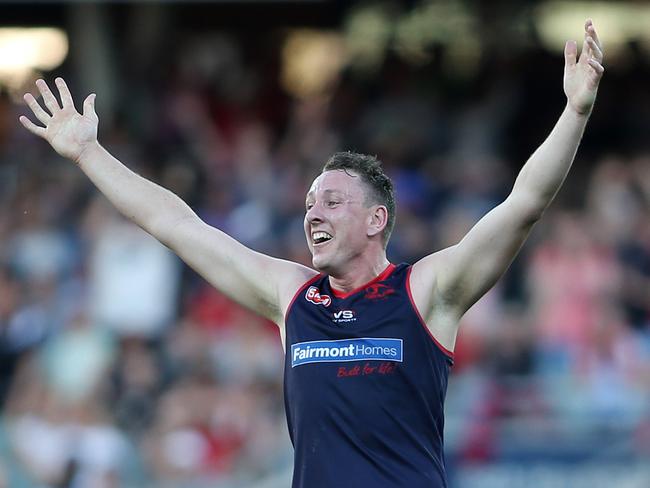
20, 19, 603, 488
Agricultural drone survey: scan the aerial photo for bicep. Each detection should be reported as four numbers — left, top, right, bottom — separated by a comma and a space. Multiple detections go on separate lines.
163, 216, 316, 324
420, 195, 539, 317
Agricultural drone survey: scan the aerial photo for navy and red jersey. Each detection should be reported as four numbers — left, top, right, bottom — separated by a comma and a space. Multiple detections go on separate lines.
284, 262, 454, 488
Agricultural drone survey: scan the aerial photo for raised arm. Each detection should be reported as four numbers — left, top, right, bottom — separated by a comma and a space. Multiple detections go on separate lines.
19, 78, 316, 330
410, 19, 604, 350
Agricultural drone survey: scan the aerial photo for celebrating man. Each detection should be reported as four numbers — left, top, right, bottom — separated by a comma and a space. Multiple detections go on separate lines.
20, 20, 603, 488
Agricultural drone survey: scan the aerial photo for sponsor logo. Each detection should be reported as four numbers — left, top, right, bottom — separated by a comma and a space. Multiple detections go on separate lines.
333, 310, 356, 324
364, 283, 395, 300
305, 286, 331, 307
291, 338, 403, 367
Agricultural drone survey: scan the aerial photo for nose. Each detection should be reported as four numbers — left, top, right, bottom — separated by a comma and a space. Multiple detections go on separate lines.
306, 202, 324, 224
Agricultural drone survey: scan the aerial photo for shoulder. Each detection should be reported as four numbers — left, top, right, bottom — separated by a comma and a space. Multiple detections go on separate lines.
277, 264, 321, 314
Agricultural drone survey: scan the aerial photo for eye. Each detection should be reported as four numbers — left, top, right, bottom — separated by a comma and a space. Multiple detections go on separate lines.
326, 201, 340, 208
306, 202, 314, 210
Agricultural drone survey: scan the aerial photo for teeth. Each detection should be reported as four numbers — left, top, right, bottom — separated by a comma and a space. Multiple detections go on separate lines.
312, 231, 332, 243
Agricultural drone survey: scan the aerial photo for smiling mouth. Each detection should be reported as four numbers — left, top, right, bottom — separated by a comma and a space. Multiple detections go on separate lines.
312, 231, 333, 245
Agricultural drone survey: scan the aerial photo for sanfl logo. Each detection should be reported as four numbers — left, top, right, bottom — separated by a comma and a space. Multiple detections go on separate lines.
305, 286, 331, 307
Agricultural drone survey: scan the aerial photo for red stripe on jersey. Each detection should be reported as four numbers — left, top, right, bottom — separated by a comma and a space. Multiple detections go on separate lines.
405, 266, 455, 360
284, 272, 323, 324
329, 263, 397, 299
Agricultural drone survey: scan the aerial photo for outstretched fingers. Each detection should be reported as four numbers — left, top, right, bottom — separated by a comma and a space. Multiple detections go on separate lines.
564, 40, 578, 68
82, 93, 98, 121
36, 79, 61, 114
55, 77, 75, 109
587, 57, 605, 75
585, 19, 602, 51
579, 35, 592, 65
23, 92, 50, 125
583, 20, 604, 80
19, 116, 46, 138
585, 35, 603, 64
583, 19, 603, 64
21, 85, 52, 138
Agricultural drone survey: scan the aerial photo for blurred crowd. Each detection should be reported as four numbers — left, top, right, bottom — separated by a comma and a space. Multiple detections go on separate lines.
0, 22, 649, 488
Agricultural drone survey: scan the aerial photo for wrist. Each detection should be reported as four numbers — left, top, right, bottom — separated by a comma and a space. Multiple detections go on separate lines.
75, 140, 101, 166
566, 101, 592, 119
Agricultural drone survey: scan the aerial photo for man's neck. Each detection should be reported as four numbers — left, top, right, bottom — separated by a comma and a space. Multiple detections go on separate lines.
328, 255, 391, 294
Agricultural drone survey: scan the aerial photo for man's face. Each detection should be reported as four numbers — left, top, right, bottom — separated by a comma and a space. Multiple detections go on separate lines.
304, 170, 373, 273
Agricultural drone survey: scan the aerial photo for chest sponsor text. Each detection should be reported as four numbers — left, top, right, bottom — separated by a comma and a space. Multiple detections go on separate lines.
291, 338, 403, 367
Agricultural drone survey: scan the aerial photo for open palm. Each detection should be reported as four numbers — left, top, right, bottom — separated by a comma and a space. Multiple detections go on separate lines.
19, 78, 99, 163
564, 19, 604, 115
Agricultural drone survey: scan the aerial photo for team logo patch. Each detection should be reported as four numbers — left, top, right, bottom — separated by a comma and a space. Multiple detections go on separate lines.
291, 338, 403, 367
364, 283, 395, 300
305, 286, 331, 307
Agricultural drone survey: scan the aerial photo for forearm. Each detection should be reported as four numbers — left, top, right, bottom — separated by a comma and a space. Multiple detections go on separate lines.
77, 141, 195, 239
511, 103, 590, 217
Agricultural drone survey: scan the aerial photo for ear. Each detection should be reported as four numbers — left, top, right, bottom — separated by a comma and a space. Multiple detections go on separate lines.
367, 205, 388, 238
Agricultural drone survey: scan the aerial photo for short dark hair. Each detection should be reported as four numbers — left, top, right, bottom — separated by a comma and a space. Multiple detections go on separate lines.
322, 151, 395, 246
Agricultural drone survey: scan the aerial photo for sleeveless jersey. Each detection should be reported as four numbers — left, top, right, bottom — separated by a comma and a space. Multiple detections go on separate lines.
284, 263, 454, 488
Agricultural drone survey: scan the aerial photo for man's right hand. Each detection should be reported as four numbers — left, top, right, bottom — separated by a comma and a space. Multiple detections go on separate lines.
19, 78, 99, 164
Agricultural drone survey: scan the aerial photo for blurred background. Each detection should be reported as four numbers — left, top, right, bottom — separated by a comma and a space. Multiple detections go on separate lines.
0, 0, 649, 487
